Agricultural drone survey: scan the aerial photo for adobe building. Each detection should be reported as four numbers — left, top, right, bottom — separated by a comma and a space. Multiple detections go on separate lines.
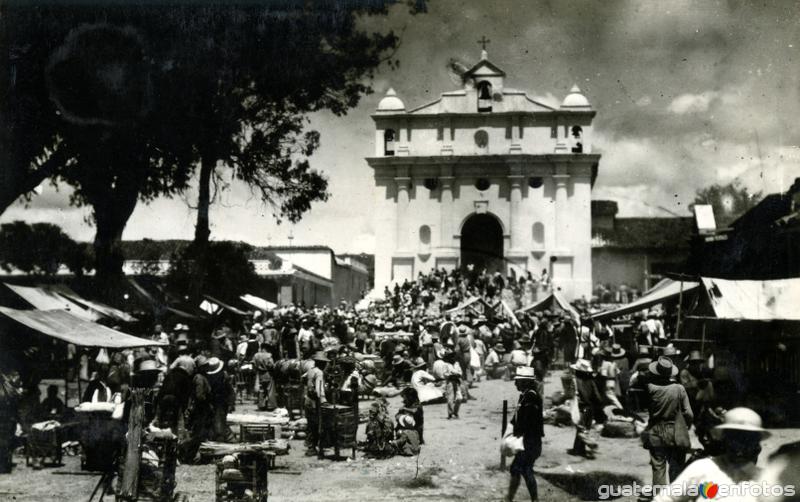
366, 48, 600, 300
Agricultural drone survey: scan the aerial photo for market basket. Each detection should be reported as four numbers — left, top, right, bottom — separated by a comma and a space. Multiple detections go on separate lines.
25, 421, 64, 467
214, 450, 270, 502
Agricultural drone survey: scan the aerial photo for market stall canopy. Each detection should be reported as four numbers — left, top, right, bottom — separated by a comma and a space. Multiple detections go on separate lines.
445, 296, 493, 315
49, 285, 137, 323
0, 307, 166, 348
239, 294, 277, 311
201, 295, 250, 316
517, 292, 581, 322
4, 283, 101, 322
494, 299, 522, 327
589, 278, 699, 321
699, 277, 800, 321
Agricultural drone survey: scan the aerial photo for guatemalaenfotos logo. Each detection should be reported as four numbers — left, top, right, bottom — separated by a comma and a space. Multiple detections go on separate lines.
698, 482, 719, 499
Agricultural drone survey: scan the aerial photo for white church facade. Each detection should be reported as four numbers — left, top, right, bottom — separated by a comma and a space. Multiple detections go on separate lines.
366, 50, 601, 301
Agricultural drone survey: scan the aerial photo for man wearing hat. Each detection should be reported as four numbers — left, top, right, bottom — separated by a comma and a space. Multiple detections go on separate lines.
679, 350, 717, 447
637, 356, 694, 489
455, 325, 475, 400
653, 407, 769, 502
570, 359, 602, 459
303, 352, 328, 454
203, 357, 235, 443
485, 343, 508, 380
506, 366, 544, 502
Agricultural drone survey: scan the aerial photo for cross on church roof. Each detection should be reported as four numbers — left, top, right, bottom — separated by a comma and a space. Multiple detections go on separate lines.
477, 36, 490, 50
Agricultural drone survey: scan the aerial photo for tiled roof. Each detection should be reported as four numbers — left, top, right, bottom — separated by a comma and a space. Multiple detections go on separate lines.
592, 217, 694, 250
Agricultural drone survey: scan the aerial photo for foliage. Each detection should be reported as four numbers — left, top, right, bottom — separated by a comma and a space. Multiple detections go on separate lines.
2, 1, 424, 283
166, 241, 258, 303
0, 221, 91, 276
692, 181, 763, 227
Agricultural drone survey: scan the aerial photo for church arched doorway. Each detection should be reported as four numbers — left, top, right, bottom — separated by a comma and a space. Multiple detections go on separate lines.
460, 213, 504, 273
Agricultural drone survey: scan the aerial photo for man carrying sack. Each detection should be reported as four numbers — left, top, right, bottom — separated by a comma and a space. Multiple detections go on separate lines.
638, 356, 694, 491
505, 366, 544, 502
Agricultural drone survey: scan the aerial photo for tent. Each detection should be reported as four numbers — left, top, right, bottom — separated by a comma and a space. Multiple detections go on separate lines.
698, 277, 800, 321
239, 294, 277, 311
0, 307, 165, 348
517, 292, 581, 322
4, 283, 101, 322
494, 299, 522, 327
202, 295, 250, 316
445, 297, 493, 316
589, 278, 699, 321
49, 285, 137, 323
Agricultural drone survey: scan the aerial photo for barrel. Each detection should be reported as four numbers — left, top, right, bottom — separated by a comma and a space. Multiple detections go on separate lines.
320, 404, 357, 449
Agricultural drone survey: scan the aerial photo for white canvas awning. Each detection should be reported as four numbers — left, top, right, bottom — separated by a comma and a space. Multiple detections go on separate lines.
589, 279, 699, 321
0, 307, 164, 348
240, 294, 277, 311
700, 277, 800, 321
4, 283, 101, 322
517, 292, 581, 322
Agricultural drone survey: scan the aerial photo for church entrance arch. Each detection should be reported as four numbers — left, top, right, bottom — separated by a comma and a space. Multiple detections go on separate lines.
460, 213, 504, 273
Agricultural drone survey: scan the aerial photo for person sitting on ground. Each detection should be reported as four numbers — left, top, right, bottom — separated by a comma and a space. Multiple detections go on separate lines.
393, 412, 421, 456
364, 400, 395, 458
485, 343, 508, 380
38, 384, 65, 421
399, 387, 425, 444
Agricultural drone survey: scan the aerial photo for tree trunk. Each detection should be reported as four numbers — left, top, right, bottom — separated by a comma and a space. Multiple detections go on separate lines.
92, 180, 140, 292
188, 153, 216, 302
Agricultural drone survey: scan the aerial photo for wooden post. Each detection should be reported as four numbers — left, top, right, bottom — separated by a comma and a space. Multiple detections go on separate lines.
351, 379, 358, 460
119, 389, 145, 500
316, 399, 323, 460
675, 280, 685, 339
500, 399, 508, 469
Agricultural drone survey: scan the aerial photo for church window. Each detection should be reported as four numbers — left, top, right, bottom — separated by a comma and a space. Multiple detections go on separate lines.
384, 129, 396, 156
550, 126, 557, 139
474, 130, 489, 148
477, 81, 492, 112
505, 126, 512, 140
519, 125, 524, 139
419, 225, 431, 245
571, 125, 583, 153
424, 178, 439, 191
475, 178, 490, 191
532, 222, 545, 246
437, 126, 443, 141
528, 177, 543, 189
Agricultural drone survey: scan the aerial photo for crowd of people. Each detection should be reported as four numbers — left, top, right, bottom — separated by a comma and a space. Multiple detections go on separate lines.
0, 266, 797, 502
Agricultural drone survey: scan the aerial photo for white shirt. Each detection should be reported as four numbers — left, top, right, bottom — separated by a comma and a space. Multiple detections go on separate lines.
653, 456, 760, 502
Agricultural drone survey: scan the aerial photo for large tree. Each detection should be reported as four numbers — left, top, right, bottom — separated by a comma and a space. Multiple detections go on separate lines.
2, 1, 421, 289
0, 221, 90, 276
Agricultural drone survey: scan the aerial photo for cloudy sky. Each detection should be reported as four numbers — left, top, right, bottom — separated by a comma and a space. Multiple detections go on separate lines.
3, 0, 799, 253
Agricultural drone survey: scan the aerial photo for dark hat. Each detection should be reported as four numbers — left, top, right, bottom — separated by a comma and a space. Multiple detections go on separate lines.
493, 343, 506, 354
649, 356, 678, 378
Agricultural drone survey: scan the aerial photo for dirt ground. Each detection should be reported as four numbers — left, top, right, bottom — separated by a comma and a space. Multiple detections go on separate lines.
2, 371, 798, 501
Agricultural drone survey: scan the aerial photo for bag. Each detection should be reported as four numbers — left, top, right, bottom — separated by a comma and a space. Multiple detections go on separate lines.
674, 411, 691, 450
469, 348, 481, 370
569, 386, 581, 426
501, 433, 525, 457
95, 348, 110, 365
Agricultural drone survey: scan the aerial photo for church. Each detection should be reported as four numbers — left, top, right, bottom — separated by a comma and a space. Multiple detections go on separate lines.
366, 47, 601, 301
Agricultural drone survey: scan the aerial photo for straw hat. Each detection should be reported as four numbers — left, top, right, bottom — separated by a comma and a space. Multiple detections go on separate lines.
493, 343, 506, 354
136, 358, 161, 374
411, 357, 426, 369
686, 350, 704, 362
312, 351, 330, 363
649, 356, 678, 378
713, 407, 771, 438
609, 343, 626, 358
457, 325, 469, 336
397, 414, 416, 428
175, 332, 190, 345
662, 344, 681, 357
513, 366, 536, 380
392, 354, 404, 366
570, 359, 594, 374
205, 357, 224, 375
